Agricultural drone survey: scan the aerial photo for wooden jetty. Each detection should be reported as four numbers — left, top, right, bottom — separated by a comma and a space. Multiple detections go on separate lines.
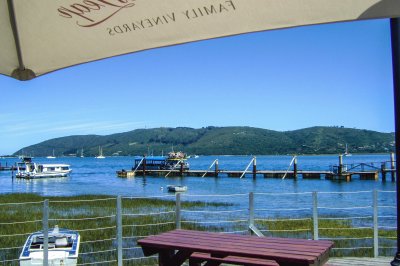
0, 166, 16, 171
0, 161, 16, 171
117, 169, 388, 180
116, 153, 397, 182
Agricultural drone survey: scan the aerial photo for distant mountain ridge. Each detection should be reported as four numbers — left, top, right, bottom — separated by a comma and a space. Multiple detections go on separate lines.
14, 126, 395, 157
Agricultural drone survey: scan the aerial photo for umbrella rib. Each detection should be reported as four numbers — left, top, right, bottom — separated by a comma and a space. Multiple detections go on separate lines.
7, 0, 25, 71
7, 0, 36, 80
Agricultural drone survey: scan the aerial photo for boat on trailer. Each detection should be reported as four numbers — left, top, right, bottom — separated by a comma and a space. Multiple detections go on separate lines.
19, 226, 80, 266
15, 157, 72, 179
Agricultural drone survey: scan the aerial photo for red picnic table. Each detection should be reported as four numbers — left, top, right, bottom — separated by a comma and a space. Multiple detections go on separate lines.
137, 229, 334, 266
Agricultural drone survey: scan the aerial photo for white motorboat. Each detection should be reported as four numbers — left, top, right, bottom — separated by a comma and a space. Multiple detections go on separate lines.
167, 185, 188, 192
15, 157, 71, 179
19, 226, 80, 266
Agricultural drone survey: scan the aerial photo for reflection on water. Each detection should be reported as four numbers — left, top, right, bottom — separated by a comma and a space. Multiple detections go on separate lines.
0, 154, 396, 197
0, 154, 396, 228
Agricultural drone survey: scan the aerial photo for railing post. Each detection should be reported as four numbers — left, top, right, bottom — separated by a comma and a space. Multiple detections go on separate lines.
373, 190, 379, 258
176, 193, 181, 229
312, 192, 319, 240
249, 192, 254, 235
117, 196, 123, 266
43, 199, 49, 266
390, 17, 400, 266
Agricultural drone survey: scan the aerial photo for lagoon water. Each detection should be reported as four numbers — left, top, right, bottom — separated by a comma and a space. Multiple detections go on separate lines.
0, 154, 396, 196
0, 154, 397, 228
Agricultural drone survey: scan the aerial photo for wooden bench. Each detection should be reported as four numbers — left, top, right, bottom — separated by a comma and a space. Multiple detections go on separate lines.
189, 252, 279, 266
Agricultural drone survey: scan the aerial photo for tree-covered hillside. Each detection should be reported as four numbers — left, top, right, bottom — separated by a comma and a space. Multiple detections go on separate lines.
14, 126, 395, 157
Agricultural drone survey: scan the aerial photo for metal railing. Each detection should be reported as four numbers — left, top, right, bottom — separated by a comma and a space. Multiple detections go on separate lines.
0, 190, 396, 265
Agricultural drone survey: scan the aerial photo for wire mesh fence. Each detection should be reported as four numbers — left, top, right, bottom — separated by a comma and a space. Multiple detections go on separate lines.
0, 190, 396, 265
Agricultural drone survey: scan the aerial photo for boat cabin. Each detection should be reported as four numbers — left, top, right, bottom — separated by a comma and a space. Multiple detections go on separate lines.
132, 155, 189, 171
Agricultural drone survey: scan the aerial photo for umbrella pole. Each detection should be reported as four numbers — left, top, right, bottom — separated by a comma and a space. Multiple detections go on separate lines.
391, 17, 400, 266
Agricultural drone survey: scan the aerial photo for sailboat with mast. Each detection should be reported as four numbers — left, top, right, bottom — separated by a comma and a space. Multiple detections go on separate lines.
46, 149, 56, 159
344, 143, 352, 157
95, 146, 105, 159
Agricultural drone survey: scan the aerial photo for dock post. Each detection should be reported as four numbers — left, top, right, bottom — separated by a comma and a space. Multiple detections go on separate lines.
252, 157, 257, 179
142, 158, 146, 177
293, 157, 298, 179
215, 159, 219, 177
180, 161, 184, 177
382, 162, 387, 181
338, 154, 343, 176
117, 196, 123, 266
391, 152, 396, 181
43, 199, 49, 266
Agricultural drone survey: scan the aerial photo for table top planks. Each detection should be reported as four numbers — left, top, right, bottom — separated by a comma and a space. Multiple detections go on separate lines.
138, 229, 334, 266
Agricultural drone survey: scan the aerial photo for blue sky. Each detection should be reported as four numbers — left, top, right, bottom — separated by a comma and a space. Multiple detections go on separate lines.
0, 18, 395, 155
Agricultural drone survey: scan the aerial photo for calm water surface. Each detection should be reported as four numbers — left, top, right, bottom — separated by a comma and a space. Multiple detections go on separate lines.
0, 154, 397, 226
0, 154, 396, 196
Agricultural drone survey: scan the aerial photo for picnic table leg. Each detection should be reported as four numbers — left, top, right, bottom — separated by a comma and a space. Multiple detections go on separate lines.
203, 262, 222, 266
189, 260, 201, 266
159, 250, 175, 266
159, 250, 192, 266
189, 256, 221, 266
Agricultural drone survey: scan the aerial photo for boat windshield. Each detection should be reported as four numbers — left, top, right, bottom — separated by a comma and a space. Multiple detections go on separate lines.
30, 235, 73, 250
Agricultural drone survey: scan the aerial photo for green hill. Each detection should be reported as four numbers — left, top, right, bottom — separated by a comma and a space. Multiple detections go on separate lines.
14, 126, 395, 157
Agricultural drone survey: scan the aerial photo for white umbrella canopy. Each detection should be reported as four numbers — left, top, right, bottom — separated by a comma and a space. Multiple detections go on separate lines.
1, 0, 400, 80
2, 0, 400, 264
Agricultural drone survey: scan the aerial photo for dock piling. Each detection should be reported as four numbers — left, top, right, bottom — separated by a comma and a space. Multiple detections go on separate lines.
391, 152, 396, 181
180, 162, 184, 177
338, 154, 343, 176
382, 162, 387, 181
215, 159, 219, 177
253, 157, 257, 179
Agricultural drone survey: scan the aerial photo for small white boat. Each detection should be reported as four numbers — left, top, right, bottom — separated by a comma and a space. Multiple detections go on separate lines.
46, 149, 56, 159
16, 157, 71, 179
19, 226, 80, 266
95, 146, 105, 159
344, 144, 352, 156
167, 185, 188, 192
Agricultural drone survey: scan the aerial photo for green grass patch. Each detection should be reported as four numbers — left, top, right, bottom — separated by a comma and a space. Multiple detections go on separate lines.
0, 193, 231, 265
255, 217, 396, 257
1, 193, 396, 265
